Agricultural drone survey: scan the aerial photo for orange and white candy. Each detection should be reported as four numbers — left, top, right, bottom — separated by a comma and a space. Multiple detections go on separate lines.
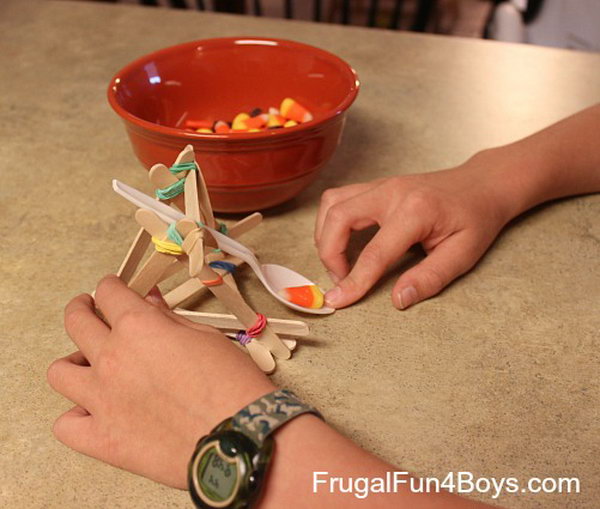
280, 98, 313, 123
232, 112, 250, 131
214, 120, 230, 134
279, 285, 324, 309
245, 113, 269, 129
185, 119, 213, 130
267, 112, 286, 128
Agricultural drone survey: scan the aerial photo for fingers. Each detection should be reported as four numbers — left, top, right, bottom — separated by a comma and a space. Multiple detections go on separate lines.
314, 181, 378, 245
94, 274, 151, 326
52, 405, 96, 456
391, 231, 486, 309
143, 286, 222, 334
64, 294, 109, 363
168, 313, 225, 335
47, 352, 95, 409
324, 220, 421, 308
317, 193, 380, 281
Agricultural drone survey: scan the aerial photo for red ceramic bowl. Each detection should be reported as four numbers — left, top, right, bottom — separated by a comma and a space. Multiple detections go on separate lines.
107, 37, 359, 212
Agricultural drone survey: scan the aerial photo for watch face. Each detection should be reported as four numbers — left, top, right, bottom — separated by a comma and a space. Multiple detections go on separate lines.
189, 420, 274, 509
195, 441, 241, 506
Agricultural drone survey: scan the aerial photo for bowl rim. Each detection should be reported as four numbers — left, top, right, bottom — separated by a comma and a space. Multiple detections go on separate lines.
107, 36, 360, 142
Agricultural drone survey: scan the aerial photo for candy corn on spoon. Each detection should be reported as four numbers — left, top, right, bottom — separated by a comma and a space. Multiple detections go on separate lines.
113, 180, 335, 315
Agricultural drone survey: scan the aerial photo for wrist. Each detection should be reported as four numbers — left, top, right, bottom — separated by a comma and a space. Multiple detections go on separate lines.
256, 414, 333, 509
462, 144, 560, 222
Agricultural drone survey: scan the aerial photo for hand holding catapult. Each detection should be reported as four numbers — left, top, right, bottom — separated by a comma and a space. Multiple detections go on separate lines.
111, 145, 333, 373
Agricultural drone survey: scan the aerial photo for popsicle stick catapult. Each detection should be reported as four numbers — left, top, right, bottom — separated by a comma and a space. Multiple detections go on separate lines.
114, 145, 310, 373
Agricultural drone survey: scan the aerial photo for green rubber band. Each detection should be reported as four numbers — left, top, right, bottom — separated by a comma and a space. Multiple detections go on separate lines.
169, 161, 197, 175
166, 222, 184, 245
155, 162, 197, 200
156, 179, 185, 200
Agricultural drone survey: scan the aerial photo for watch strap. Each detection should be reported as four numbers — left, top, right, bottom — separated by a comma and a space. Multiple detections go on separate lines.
231, 389, 321, 446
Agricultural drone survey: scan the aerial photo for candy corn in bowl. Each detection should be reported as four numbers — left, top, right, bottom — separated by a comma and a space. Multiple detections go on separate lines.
107, 37, 359, 212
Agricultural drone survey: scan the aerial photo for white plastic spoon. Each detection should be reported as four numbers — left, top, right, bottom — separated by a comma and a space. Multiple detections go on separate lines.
113, 180, 335, 315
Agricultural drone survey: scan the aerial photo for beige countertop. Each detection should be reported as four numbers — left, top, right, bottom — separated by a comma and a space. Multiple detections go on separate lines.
1, 1, 599, 507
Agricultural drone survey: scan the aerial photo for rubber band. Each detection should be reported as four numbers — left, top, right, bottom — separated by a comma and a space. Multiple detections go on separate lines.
201, 274, 224, 287
155, 162, 197, 200
218, 222, 229, 235
234, 313, 267, 346
169, 161, 196, 174
151, 222, 185, 255
208, 261, 237, 273
166, 222, 184, 245
155, 179, 185, 200
247, 313, 267, 337
151, 237, 184, 255
235, 330, 252, 346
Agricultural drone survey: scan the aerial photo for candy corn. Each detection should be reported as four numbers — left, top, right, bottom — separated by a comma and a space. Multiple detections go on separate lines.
185, 119, 213, 130
232, 112, 250, 131
279, 285, 324, 309
183, 98, 313, 135
214, 120, 230, 134
280, 98, 313, 123
267, 113, 286, 128
245, 113, 269, 129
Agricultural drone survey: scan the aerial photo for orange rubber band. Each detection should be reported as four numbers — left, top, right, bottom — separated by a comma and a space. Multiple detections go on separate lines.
201, 274, 224, 287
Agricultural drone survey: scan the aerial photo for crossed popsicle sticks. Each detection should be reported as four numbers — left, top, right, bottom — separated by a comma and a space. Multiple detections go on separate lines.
135, 209, 210, 279
113, 144, 307, 373
131, 207, 292, 373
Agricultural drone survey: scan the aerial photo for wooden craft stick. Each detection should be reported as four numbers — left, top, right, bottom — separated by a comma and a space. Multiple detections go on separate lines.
116, 158, 187, 284
157, 259, 189, 285
163, 277, 204, 308
174, 310, 309, 336
245, 341, 276, 373
195, 161, 216, 229
182, 229, 204, 277
135, 208, 168, 236
162, 255, 243, 308
222, 271, 240, 293
197, 263, 290, 360
117, 227, 151, 284
228, 212, 262, 238
116, 204, 171, 285
128, 250, 178, 297
184, 169, 201, 223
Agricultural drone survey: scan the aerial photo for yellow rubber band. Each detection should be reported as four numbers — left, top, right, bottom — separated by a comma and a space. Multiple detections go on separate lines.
151, 236, 184, 255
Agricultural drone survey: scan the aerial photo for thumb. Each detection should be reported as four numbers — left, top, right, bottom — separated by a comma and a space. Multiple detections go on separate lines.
392, 232, 485, 310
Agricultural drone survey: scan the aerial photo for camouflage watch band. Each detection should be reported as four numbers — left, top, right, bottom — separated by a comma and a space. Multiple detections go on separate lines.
231, 389, 322, 446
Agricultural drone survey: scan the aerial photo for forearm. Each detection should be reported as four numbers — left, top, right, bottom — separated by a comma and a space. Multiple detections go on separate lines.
468, 104, 600, 221
259, 415, 493, 508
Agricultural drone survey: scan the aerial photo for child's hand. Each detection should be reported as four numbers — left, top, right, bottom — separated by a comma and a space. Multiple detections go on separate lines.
315, 158, 512, 309
316, 105, 600, 310
47, 275, 275, 489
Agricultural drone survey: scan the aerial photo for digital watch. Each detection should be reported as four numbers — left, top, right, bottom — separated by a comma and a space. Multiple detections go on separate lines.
188, 389, 321, 509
